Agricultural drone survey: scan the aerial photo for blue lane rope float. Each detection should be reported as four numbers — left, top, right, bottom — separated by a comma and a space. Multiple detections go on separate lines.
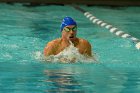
72, 5, 140, 50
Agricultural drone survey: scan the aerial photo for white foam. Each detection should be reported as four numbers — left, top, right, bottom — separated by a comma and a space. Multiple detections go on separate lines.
44, 41, 96, 63
33, 51, 44, 61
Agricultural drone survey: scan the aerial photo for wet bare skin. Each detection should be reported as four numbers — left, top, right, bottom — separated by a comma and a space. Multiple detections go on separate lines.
44, 25, 95, 62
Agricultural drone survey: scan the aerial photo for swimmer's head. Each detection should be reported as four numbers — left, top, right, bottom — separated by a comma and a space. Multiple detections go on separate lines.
60, 17, 77, 31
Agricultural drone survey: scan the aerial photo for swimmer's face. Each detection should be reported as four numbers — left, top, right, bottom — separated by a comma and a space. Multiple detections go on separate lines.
62, 25, 77, 41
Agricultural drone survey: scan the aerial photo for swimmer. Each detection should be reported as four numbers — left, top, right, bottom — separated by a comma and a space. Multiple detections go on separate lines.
44, 17, 95, 62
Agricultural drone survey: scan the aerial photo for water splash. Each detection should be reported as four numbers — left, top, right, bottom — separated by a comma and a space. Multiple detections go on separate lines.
43, 41, 96, 63
33, 51, 43, 60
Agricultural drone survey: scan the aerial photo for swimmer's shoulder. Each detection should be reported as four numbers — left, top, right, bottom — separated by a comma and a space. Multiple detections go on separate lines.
78, 38, 91, 45
47, 38, 61, 46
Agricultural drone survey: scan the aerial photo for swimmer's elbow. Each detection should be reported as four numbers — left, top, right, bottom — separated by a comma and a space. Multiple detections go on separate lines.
44, 48, 53, 57
44, 42, 54, 56
44, 46, 55, 57
85, 50, 96, 60
44, 47, 52, 56
44, 48, 48, 56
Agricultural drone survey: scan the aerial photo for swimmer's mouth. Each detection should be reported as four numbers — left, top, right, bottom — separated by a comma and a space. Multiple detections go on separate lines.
69, 36, 74, 38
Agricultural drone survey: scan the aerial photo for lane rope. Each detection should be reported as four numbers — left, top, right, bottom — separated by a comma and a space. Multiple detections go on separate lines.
72, 5, 140, 50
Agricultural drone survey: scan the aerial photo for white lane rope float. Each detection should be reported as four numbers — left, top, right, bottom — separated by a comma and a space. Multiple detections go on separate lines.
72, 5, 140, 50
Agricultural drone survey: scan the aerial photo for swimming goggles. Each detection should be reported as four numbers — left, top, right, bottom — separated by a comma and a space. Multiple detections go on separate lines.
63, 26, 77, 32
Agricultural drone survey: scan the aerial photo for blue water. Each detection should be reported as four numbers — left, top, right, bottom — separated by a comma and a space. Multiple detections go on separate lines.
0, 3, 140, 93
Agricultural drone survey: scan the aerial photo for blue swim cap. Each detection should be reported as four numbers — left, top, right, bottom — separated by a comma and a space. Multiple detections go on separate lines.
60, 17, 77, 31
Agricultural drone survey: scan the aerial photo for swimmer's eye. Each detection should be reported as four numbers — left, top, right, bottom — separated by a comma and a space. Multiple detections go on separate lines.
72, 26, 77, 31
64, 27, 70, 32
64, 26, 77, 32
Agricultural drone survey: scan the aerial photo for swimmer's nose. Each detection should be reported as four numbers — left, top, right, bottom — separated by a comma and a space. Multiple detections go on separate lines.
69, 32, 75, 37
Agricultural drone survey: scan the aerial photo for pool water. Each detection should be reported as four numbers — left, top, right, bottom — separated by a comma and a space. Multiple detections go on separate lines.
0, 3, 140, 93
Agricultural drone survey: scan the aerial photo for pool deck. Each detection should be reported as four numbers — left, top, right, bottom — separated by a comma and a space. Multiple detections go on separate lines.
0, 0, 140, 6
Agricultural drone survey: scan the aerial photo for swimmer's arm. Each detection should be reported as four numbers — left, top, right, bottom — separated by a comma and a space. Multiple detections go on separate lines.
84, 41, 96, 60
85, 47, 96, 60
44, 42, 56, 56
84, 43, 92, 57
